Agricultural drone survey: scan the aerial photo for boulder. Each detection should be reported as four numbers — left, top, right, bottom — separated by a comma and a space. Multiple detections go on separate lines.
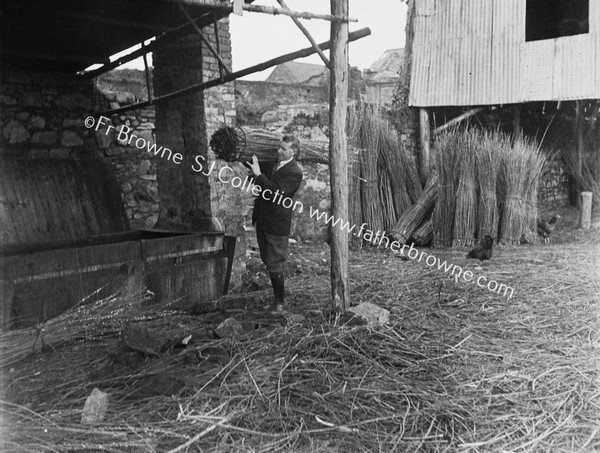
347, 302, 390, 327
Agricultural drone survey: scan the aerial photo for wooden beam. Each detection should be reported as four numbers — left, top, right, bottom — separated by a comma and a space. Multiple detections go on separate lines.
511, 104, 522, 141
277, 0, 330, 68
179, 1, 358, 22
575, 100, 585, 206
212, 13, 225, 81
79, 12, 214, 78
5, 3, 175, 33
178, 4, 232, 76
328, 0, 350, 310
97, 27, 371, 116
432, 107, 485, 134
419, 108, 431, 184
580, 192, 593, 229
1, 48, 107, 65
142, 44, 153, 103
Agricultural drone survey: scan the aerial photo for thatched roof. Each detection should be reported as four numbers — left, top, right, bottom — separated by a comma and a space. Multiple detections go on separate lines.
364, 48, 404, 84
265, 61, 328, 86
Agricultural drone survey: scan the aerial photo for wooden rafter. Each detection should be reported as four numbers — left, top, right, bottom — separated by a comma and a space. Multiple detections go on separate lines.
276, 0, 330, 68
175, 1, 358, 22
96, 27, 371, 117
142, 43, 153, 103
212, 12, 225, 81
433, 107, 486, 134
79, 12, 214, 78
2, 48, 108, 65
4, 3, 175, 33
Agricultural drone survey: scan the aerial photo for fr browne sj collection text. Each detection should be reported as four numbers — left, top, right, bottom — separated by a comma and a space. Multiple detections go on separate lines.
85, 115, 234, 174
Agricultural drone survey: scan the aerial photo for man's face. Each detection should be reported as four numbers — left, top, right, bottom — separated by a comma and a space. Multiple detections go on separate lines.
277, 141, 294, 161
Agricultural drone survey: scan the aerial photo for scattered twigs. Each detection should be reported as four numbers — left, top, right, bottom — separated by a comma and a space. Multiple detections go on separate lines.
2, 242, 598, 452
0, 291, 157, 369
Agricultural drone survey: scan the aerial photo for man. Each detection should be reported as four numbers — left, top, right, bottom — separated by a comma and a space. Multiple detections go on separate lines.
248, 135, 303, 312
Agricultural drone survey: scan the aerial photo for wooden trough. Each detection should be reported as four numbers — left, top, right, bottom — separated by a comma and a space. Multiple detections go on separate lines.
0, 157, 235, 328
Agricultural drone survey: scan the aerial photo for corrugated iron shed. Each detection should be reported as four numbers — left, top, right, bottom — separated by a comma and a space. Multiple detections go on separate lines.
409, 0, 600, 107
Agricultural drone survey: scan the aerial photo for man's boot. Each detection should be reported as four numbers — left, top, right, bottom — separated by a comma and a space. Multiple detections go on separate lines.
269, 272, 285, 312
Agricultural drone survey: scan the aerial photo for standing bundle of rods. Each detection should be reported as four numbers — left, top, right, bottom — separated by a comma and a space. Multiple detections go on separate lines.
432, 128, 546, 247
433, 131, 462, 247
347, 104, 424, 244
475, 130, 502, 239
453, 133, 478, 247
498, 137, 546, 244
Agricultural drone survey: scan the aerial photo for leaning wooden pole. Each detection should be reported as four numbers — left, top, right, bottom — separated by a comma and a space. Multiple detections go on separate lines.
419, 108, 431, 184
329, 0, 349, 310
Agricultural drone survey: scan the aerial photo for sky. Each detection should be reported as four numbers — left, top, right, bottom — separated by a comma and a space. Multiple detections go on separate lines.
229, 0, 407, 80
113, 0, 406, 80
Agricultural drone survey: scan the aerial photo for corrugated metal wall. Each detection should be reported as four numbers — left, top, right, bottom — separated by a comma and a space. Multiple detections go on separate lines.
409, 0, 600, 106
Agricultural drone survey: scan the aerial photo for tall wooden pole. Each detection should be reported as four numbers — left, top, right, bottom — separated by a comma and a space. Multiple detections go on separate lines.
329, 0, 349, 310
511, 104, 522, 142
575, 100, 585, 206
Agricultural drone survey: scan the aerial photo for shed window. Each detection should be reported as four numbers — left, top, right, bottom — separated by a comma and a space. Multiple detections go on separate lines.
526, 0, 589, 41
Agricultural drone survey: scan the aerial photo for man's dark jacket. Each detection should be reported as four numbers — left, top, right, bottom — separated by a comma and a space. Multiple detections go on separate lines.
252, 160, 303, 236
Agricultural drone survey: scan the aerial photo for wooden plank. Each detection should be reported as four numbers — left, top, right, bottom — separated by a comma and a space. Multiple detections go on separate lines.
47, 160, 77, 240
81, 158, 129, 234
30, 162, 57, 239
0, 161, 20, 246
23, 161, 52, 240
433, 107, 485, 134
75, 161, 101, 237
5, 160, 38, 244
36, 161, 68, 242
57, 162, 87, 238
0, 239, 141, 281
328, 0, 350, 310
419, 108, 431, 184
580, 192, 593, 229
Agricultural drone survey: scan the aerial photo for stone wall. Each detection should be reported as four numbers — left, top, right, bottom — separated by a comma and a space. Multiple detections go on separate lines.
1, 69, 96, 161
91, 101, 159, 230
235, 80, 329, 126
538, 155, 571, 211
1, 17, 247, 289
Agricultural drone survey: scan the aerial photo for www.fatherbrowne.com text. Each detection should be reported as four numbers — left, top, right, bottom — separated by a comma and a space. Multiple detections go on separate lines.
85, 114, 514, 299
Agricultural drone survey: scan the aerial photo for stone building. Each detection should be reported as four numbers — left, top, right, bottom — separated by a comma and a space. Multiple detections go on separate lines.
0, 0, 251, 324
363, 48, 403, 106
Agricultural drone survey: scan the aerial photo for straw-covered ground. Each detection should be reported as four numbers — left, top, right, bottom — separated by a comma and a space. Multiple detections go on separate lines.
1, 206, 599, 452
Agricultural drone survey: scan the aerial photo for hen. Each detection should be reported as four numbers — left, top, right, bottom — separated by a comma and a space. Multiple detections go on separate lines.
466, 235, 494, 262
537, 214, 560, 243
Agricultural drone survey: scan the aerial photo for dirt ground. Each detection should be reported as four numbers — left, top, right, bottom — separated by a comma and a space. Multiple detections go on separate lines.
1, 206, 599, 452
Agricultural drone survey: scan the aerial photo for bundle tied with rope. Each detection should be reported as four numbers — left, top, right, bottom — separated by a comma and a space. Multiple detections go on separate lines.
209, 126, 328, 165
498, 137, 546, 245
475, 129, 502, 239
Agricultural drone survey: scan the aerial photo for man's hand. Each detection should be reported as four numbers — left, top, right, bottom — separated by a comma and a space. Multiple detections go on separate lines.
249, 155, 261, 176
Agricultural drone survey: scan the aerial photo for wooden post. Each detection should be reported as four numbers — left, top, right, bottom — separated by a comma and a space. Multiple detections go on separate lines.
419, 108, 431, 184
580, 191, 593, 229
329, 0, 349, 310
575, 100, 585, 206
142, 44, 153, 103
511, 104, 522, 142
